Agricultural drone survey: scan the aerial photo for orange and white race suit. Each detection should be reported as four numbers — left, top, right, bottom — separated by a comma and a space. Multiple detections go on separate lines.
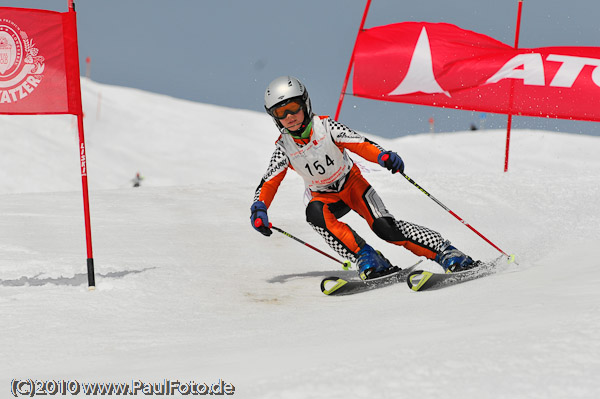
253, 115, 447, 262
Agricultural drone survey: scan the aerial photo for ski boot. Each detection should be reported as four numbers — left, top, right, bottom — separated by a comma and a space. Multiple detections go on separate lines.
435, 244, 480, 273
356, 244, 395, 280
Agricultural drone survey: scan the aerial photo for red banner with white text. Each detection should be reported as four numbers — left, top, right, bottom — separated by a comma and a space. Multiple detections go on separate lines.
353, 22, 600, 122
0, 7, 81, 115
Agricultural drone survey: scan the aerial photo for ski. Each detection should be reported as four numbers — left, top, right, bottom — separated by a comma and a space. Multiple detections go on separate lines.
320, 260, 423, 296
406, 256, 505, 292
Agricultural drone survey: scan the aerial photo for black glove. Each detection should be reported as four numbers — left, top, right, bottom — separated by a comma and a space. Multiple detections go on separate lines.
250, 201, 272, 236
377, 151, 404, 174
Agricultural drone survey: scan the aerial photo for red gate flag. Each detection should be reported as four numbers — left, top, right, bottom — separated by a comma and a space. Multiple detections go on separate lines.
0, 7, 81, 115
353, 22, 600, 122
1, 5, 94, 289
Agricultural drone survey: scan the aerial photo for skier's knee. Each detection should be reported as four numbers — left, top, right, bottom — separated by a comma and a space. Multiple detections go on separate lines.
306, 201, 326, 228
372, 217, 404, 241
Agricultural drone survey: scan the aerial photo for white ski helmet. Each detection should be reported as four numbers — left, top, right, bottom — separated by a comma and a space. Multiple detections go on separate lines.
264, 76, 313, 130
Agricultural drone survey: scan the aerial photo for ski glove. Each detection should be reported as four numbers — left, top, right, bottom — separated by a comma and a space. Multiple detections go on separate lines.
378, 151, 404, 174
250, 201, 272, 236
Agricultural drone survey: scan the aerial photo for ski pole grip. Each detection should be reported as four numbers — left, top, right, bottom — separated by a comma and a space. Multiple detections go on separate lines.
254, 219, 272, 228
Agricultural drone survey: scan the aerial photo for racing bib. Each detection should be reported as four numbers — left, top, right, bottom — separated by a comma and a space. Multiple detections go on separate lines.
279, 116, 353, 192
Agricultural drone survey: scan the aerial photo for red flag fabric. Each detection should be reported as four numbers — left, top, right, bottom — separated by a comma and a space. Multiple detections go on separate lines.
0, 7, 81, 115
353, 22, 600, 122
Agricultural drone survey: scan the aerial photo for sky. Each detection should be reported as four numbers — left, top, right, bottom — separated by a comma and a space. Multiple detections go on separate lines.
1, 79, 599, 398
4, 0, 600, 138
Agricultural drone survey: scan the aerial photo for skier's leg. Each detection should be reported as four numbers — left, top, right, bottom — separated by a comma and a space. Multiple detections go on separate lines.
382, 218, 476, 272
343, 171, 472, 270
372, 216, 446, 259
305, 195, 364, 263
306, 192, 399, 279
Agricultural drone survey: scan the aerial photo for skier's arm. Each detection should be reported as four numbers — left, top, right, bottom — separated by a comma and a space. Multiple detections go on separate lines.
253, 146, 289, 208
342, 139, 384, 163
326, 117, 404, 174
325, 117, 386, 163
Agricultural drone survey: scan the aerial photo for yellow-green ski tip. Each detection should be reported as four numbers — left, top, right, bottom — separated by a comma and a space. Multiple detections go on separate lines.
507, 254, 516, 264
342, 260, 351, 270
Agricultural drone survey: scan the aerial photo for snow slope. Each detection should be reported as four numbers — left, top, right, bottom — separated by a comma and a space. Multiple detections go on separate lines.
1, 79, 599, 398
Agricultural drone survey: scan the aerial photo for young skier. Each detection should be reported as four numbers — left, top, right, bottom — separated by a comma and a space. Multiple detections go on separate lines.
251, 76, 479, 280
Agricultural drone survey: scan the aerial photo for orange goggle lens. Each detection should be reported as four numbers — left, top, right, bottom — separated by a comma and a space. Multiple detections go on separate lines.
272, 101, 303, 119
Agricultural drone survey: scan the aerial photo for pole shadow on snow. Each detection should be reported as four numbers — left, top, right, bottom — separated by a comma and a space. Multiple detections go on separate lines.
0, 267, 156, 287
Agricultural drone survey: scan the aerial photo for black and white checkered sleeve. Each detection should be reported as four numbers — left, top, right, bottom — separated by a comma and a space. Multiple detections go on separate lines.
324, 117, 386, 151
253, 145, 289, 203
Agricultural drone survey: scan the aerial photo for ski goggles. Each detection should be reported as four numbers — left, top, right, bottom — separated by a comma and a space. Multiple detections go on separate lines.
271, 100, 303, 119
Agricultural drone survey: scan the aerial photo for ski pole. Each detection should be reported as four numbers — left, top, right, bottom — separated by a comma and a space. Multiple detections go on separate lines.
395, 168, 513, 260
255, 219, 352, 269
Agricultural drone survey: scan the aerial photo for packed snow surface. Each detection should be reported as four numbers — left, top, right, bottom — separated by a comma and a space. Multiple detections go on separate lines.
1, 79, 599, 398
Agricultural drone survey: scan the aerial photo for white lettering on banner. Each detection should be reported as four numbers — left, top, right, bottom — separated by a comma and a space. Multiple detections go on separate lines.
388, 27, 450, 97
0, 75, 41, 103
487, 53, 600, 88
486, 53, 545, 86
546, 54, 600, 87
385, 25, 600, 95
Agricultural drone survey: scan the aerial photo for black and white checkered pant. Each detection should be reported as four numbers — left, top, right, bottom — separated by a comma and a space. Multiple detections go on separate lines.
306, 184, 448, 263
